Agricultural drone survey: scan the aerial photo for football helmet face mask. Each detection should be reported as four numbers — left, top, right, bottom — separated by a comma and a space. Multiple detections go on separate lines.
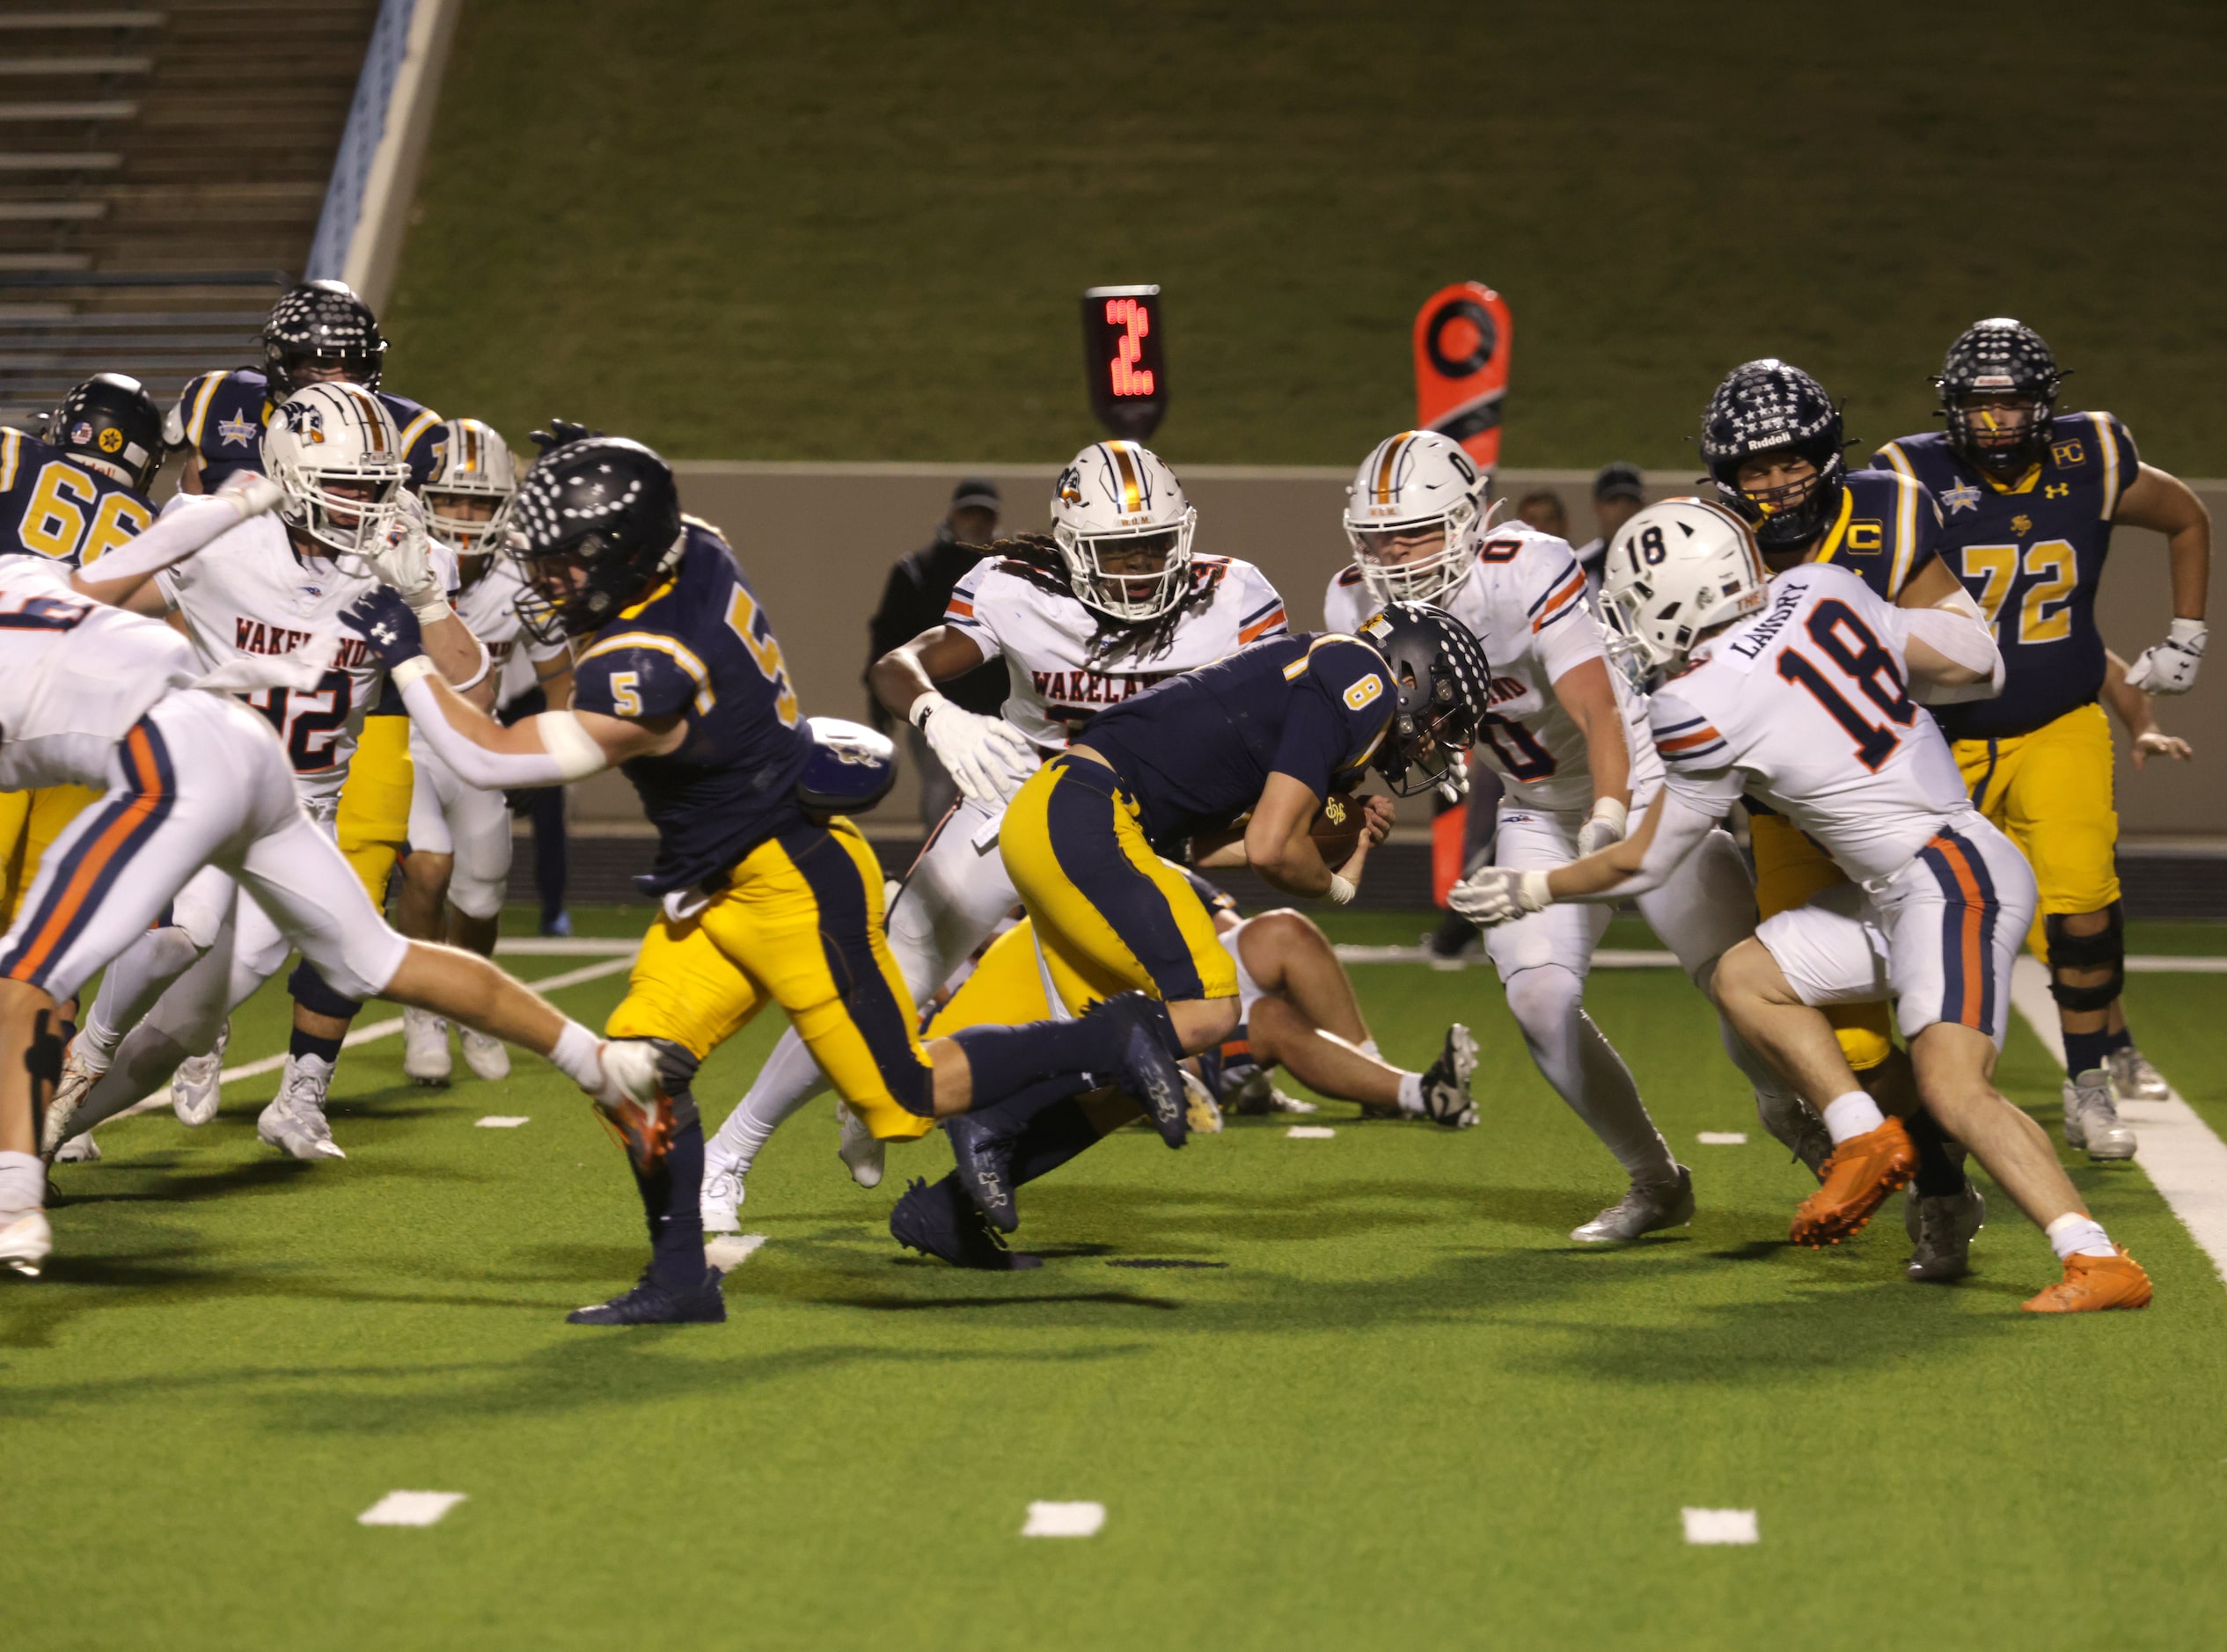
421, 418, 519, 556
262, 383, 410, 560
1343, 429, 1491, 605
1598, 497, 1769, 687
509, 435, 685, 646
1698, 359, 1846, 552
46, 372, 164, 493
1357, 601, 1493, 798
262, 280, 387, 396
1935, 318, 2062, 479
1049, 441, 1198, 622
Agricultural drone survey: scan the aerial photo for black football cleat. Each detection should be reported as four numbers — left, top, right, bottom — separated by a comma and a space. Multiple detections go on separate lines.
890, 1176, 1039, 1270
945, 1110, 1020, 1232
566, 1266, 727, 1326
1097, 993, 1186, 1149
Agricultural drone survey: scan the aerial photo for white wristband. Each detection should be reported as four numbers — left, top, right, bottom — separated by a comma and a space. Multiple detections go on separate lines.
1586, 797, 1629, 836
390, 654, 436, 691
1326, 873, 1358, 905
908, 690, 946, 729
410, 594, 453, 625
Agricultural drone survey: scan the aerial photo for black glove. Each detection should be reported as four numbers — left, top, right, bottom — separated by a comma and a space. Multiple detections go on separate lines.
529, 419, 603, 457
343, 586, 425, 671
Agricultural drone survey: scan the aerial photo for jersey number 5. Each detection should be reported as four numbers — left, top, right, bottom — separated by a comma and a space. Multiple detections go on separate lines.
725, 587, 800, 727
1775, 600, 1914, 771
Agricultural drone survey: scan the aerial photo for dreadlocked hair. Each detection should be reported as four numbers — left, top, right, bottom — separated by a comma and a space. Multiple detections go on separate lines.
985, 533, 1210, 666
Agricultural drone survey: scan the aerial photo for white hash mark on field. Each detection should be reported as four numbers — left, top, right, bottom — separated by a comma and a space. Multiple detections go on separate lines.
1681, 1508, 1757, 1545
474, 1115, 529, 1129
705, 1234, 767, 1272
1022, 1502, 1105, 1538
358, 1491, 465, 1527
1697, 1131, 1748, 1145
2010, 955, 2227, 1290
1286, 1125, 1337, 1139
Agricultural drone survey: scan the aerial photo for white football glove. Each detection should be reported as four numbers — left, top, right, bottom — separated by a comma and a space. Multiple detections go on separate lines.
1447, 866, 1552, 926
1576, 797, 1629, 859
912, 693, 1036, 805
368, 493, 449, 617
2123, 618, 2207, 695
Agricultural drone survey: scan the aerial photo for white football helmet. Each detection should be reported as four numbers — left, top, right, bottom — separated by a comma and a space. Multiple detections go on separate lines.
1597, 496, 1769, 686
1049, 441, 1198, 621
261, 381, 409, 559
1342, 429, 1492, 605
420, 417, 517, 553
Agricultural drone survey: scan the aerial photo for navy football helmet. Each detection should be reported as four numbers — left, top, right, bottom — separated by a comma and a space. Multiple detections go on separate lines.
262, 280, 387, 395
1698, 359, 1846, 552
1935, 318, 2063, 479
510, 435, 684, 645
46, 372, 164, 492
1359, 601, 1493, 799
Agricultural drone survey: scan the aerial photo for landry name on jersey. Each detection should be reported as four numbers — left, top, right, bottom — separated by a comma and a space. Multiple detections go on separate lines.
1079, 632, 1394, 855
0, 428, 153, 571
945, 553, 1288, 749
156, 508, 385, 809
1324, 522, 1652, 814
1874, 412, 2138, 741
570, 520, 813, 895
1648, 563, 1970, 883
172, 367, 442, 488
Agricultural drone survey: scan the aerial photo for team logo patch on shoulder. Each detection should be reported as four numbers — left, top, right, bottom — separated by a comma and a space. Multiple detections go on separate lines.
1939, 479, 1981, 514
1344, 674, 1384, 711
217, 412, 259, 448
2049, 437, 2086, 469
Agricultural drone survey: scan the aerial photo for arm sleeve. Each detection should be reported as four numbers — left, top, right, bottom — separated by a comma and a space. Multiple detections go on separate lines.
396, 672, 600, 786
74, 492, 244, 588
1562, 784, 1733, 903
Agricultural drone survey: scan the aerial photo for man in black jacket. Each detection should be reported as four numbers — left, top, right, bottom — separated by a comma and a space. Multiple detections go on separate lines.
866, 478, 1008, 825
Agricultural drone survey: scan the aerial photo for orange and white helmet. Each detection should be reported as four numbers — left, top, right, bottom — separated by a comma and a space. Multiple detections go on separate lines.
1049, 440, 1198, 622
1598, 497, 1769, 685
420, 418, 518, 553
261, 381, 409, 559
1342, 430, 1492, 605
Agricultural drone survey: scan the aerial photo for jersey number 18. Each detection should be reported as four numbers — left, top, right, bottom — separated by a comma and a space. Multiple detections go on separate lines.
1775, 600, 1915, 772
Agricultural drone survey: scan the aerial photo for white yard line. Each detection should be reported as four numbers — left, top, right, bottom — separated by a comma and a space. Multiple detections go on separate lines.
357, 1491, 465, 1527
1681, 1508, 1758, 1546
2009, 954, 2227, 1287
1021, 1502, 1105, 1538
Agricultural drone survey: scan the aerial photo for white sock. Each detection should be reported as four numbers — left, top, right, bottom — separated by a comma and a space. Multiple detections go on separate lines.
546, 1021, 605, 1091
2047, 1211, 2117, 1261
1821, 1091, 1887, 1145
1396, 1071, 1425, 1116
0, 1151, 43, 1214
710, 1029, 830, 1168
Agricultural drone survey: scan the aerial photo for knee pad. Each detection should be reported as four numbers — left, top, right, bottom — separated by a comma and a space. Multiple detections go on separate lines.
649, 1038, 702, 1132
2045, 903, 2124, 1013
287, 960, 363, 1021
445, 872, 506, 923
1503, 964, 1584, 1037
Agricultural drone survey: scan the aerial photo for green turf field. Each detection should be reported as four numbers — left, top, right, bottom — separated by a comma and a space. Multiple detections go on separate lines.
8, 905, 2226, 1648
386, 1, 2227, 470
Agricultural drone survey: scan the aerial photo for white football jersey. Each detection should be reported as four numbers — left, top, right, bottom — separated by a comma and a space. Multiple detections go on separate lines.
157, 507, 385, 808
450, 554, 563, 691
1322, 523, 1655, 814
1648, 562, 1969, 882
946, 552, 1288, 750
0, 560, 202, 790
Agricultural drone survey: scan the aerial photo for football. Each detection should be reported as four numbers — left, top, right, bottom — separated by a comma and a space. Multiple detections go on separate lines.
1309, 789, 1366, 865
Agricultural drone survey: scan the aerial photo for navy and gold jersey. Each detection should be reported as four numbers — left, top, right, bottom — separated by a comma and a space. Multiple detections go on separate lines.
1078, 632, 1394, 851
0, 428, 153, 568
172, 368, 441, 488
1874, 412, 2140, 740
1805, 466, 1945, 603
571, 521, 814, 895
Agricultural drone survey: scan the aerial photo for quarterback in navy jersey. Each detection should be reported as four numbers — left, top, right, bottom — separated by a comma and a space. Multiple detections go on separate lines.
1876, 318, 2212, 1149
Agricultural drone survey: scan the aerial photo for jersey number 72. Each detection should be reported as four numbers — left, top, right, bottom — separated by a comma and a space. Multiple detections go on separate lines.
1774, 600, 1915, 771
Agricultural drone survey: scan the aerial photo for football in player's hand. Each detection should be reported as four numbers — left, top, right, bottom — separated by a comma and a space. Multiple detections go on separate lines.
1309, 791, 1365, 864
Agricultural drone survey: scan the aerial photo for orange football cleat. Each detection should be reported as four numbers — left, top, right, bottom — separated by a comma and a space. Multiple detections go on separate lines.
1790, 1116, 1916, 1247
2022, 1248, 2153, 1312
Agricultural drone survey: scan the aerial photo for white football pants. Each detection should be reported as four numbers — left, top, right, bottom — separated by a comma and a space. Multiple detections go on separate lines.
407, 729, 514, 920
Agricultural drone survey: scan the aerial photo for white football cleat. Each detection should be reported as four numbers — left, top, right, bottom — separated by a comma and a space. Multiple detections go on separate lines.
2062, 1069, 2136, 1161
2106, 1045, 2171, 1102
835, 1099, 884, 1189
402, 1007, 452, 1085
257, 1054, 345, 1160
1571, 1165, 1695, 1244
40, 1040, 104, 1159
700, 1144, 745, 1234
1, 1207, 53, 1278
53, 1134, 101, 1164
458, 1026, 510, 1082
172, 1020, 230, 1126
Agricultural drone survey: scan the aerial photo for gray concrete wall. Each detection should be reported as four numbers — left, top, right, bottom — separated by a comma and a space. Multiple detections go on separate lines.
561, 464, 2223, 839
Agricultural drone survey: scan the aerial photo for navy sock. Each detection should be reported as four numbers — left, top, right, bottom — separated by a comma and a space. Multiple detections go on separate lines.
1906, 1109, 1967, 1199
289, 1028, 344, 1065
953, 1012, 1142, 1105
968, 1073, 1087, 1135
2102, 1024, 2134, 1056
1007, 1095, 1115, 1187
2064, 1030, 2111, 1080
635, 1118, 707, 1289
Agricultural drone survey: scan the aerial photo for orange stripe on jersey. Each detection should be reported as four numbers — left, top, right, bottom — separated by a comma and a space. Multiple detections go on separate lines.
1928, 833, 1987, 1026
1658, 727, 1724, 754
1530, 572, 1586, 631
8, 727, 167, 980
1239, 606, 1286, 643
945, 598, 975, 619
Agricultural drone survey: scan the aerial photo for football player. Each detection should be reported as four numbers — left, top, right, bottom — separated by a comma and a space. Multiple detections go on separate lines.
393, 420, 573, 1085
164, 280, 442, 1124
2, 477, 648, 1278
1695, 359, 1991, 1277
1325, 432, 1783, 1243
56, 385, 486, 1160
1874, 319, 2211, 1158
1455, 505, 2152, 1312
698, 441, 1290, 1221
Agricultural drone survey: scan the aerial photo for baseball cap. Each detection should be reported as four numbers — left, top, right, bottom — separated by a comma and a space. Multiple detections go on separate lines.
1593, 461, 1645, 502
950, 477, 1001, 513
